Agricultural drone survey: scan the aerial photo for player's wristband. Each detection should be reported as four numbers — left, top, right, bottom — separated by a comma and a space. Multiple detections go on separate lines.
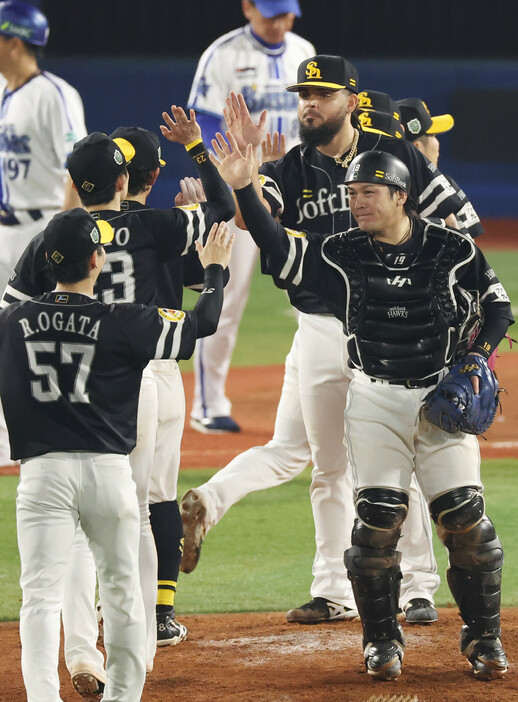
184, 138, 203, 152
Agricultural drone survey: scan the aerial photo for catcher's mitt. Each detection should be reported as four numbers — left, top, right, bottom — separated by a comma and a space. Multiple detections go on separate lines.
421, 355, 500, 435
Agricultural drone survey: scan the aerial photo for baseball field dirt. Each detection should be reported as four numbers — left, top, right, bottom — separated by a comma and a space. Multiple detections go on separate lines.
0, 609, 517, 700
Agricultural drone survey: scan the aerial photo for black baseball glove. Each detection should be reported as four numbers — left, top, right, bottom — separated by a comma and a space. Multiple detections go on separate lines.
421, 355, 500, 435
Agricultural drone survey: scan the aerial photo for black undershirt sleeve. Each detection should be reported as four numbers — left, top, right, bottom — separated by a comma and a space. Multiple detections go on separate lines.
192, 263, 225, 337
188, 142, 235, 221
471, 314, 512, 358
235, 183, 285, 249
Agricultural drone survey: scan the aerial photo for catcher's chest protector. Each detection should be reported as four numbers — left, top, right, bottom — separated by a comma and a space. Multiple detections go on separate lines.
325, 225, 471, 381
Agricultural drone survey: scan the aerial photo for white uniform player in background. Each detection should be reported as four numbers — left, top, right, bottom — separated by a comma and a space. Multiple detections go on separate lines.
187, 0, 314, 433
0, 1, 86, 464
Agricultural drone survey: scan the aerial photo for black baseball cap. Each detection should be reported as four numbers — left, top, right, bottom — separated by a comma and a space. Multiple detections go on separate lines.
67, 132, 135, 194
396, 98, 454, 140
44, 208, 114, 265
110, 126, 166, 171
357, 90, 400, 122
357, 110, 403, 139
286, 55, 359, 94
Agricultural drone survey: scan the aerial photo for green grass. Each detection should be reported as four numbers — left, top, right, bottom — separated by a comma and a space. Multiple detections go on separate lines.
1, 459, 516, 621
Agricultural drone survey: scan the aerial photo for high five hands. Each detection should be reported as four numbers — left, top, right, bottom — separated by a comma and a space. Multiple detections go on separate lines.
209, 131, 255, 190
160, 106, 201, 146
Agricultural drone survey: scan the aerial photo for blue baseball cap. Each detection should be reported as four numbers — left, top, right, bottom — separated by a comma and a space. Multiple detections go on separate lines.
253, 0, 301, 18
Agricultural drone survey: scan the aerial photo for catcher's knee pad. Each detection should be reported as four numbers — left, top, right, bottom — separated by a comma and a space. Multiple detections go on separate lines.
430, 486, 484, 533
355, 488, 409, 532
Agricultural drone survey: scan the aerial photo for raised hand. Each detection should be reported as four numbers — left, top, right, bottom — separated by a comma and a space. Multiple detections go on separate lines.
209, 131, 255, 190
174, 177, 207, 206
261, 131, 287, 164
195, 221, 235, 269
223, 91, 266, 151
160, 106, 201, 145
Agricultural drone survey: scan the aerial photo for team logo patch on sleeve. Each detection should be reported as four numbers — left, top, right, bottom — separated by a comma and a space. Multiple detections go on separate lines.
258, 174, 266, 186
158, 308, 186, 322
285, 228, 306, 238
177, 204, 201, 211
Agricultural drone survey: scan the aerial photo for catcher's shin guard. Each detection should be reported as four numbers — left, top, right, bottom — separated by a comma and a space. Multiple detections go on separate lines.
431, 492, 504, 638
447, 565, 503, 637
345, 545, 404, 646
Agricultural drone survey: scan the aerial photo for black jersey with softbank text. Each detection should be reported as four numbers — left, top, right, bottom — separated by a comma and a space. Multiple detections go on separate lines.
0, 291, 198, 459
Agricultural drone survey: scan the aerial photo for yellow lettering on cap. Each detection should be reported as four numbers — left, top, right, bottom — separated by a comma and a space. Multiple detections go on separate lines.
374, 170, 385, 178
305, 61, 321, 80
358, 93, 373, 108
358, 112, 373, 128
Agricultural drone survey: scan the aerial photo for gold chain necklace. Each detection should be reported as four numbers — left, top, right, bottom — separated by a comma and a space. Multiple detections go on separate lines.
334, 128, 359, 168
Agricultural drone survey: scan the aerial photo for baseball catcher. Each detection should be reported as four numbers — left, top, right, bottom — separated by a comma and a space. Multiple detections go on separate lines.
422, 354, 500, 435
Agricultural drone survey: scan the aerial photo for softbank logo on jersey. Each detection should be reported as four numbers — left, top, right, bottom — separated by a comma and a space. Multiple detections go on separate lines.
0, 124, 30, 154
386, 275, 412, 287
388, 305, 408, 318
296, 184, 349, 224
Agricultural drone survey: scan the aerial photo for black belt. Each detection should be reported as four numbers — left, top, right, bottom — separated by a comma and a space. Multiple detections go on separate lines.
0, 208, 44, 226
370, 372, 442, 389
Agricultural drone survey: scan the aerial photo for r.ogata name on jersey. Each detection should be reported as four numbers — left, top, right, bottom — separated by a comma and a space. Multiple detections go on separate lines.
17, 309, 101, 341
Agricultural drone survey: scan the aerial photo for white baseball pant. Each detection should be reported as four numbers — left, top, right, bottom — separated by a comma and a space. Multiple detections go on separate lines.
344, 371, 482, 499
17, 452, 146, 702
62, 367, 159, 676
193, 312, 440, 606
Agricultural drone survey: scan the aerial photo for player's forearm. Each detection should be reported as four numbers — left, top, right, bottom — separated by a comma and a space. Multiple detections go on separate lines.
186, 141, 235, 221
193, 264, 225, 337
472, 313, 513, 358
234, 183, 284, 249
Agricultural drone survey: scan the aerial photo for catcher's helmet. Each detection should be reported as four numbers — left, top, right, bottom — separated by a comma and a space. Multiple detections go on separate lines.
0, 1, 49, 46
345, 150, 411, 194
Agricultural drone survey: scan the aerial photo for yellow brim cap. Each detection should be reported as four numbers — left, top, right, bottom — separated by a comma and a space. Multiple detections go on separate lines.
286, 81, 346, 92
113, 137, 136, 164
97, 219, 114, 244
428, 114, 454, 134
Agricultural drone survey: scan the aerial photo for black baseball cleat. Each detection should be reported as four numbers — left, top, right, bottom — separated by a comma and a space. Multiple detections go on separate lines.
460, 625, 508, 680
72, 672, 105, 701
156, 607, 188, 647
180, 488, 207, 573
286, 597, 358, 624
403, 598, 439, 624
364, 638, 405, 681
